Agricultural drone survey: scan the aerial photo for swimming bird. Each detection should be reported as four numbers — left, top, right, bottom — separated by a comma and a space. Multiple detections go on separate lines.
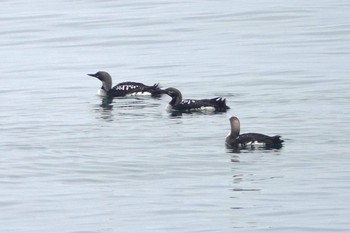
164, 87, 230, 112
225, 116, 284, 149
88, 71, 164, 97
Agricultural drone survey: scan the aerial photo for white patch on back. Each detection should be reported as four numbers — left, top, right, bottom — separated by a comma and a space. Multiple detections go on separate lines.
180, 99, 216, 112
116, 84, 139, 91
182, 99, 196, 105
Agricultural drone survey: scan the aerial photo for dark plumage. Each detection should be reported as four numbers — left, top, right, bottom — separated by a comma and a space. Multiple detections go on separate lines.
225, 116, 284, 149
164, 87, 230, 112
88, 71, 164, 97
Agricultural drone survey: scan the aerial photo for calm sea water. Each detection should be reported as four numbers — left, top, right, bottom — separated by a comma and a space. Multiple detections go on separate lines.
1, 0, 350, 232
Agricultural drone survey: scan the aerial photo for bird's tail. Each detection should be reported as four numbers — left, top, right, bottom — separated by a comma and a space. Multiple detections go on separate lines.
271, 135, 284, 148
210, 97, 230, 111
141, 83, 165, 97
272, 135, 283, 143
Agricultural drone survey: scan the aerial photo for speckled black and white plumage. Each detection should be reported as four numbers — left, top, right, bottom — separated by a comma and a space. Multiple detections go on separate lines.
225, 116, 284, 149
88, 71, 164, 97
164, 87, 230, 112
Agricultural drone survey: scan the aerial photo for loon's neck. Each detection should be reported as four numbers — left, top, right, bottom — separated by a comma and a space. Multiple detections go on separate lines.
102, 79, 112, 92
170, 92, 182, 106
226, 116, 241, 144
225, 132, 238, 145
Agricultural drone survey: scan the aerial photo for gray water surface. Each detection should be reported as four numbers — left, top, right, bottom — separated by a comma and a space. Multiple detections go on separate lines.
1, 1, 350, 232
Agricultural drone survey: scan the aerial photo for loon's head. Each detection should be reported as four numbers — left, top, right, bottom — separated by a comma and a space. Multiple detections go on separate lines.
225, 116, 241, 146
229, 116, 240, 137
164, 87, 183, 106
164, 87, 180, 96
88, 71, 112, 92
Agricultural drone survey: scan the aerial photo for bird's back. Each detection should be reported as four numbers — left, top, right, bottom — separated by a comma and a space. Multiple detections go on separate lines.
109, 82, 162, 97
174, 97, 229, 112
236, 133, 283, 148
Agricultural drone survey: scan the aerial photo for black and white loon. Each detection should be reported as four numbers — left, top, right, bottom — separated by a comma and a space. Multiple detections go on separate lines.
225, 116, 284, 149
164, 87, 230, 112
88, 71, 164, 97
